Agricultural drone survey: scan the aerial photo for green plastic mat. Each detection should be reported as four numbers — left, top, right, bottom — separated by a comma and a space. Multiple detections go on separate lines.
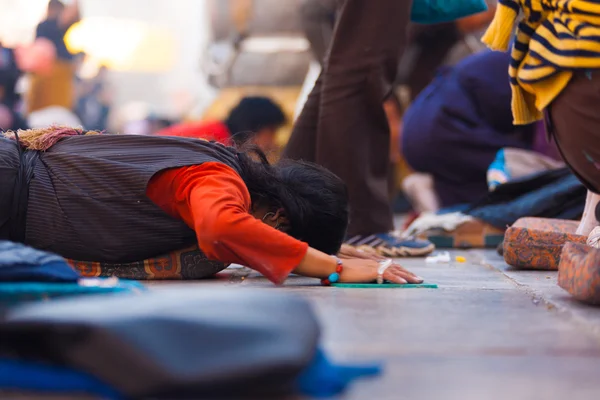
332, 283, 438, 289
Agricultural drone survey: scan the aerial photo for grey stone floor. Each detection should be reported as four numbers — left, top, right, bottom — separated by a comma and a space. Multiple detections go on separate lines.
149, 249, 600, 400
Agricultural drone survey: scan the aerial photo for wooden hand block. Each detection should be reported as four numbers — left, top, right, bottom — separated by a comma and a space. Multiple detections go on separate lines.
503, 217, 586, 270
559, 242, 600, 305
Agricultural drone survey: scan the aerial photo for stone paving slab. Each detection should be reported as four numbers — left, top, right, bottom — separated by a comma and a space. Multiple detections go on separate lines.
478, 249, 600, 337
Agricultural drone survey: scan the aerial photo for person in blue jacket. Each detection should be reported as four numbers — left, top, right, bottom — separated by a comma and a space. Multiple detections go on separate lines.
401, 50, 545, 208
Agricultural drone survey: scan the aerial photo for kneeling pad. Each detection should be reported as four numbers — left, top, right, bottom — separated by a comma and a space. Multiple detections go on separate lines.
503, 217, 586, 270
67, 246, 228, 280
558, 242, 600, 305
0, 278, 145, 307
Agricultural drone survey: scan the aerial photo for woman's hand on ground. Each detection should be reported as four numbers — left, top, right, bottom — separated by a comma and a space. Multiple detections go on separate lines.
294, 248, 423, 285
340, 258, 424, 284
338, 244, 385, 261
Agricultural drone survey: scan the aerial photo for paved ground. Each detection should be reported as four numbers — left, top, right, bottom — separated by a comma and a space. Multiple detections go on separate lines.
151, 249, 600, 400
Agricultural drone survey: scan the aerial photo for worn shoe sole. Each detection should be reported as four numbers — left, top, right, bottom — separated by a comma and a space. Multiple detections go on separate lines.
346, 235, 435, 258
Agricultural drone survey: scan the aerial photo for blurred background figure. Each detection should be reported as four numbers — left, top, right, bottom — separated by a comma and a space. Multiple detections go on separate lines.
0, 40, 27, 131
0, 41, 21, 111
0, 103, 13, 131
299, 0, 337, 66
75, 64, 111, 131
27, 0, 80, 114
147, 115, 176, 136
400, 50, 561, 213
156, 96, 286, 152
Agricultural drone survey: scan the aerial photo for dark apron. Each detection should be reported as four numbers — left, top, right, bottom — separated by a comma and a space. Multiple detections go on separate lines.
0, 137, 38, 243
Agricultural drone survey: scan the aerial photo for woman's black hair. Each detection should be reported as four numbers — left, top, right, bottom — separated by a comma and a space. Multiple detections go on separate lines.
224, 97, 286, 146
236, 147, 349, 255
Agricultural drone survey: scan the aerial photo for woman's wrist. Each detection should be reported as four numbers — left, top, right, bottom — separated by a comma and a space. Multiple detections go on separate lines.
321, 256, 344, 286
293, 247, 341, 279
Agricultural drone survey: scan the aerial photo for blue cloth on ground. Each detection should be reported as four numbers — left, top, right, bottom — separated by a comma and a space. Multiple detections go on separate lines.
0, 241, 145, 307
0, 240, 79, 283
298, 349, 382, 397
0, 348, 380, 399
411, 0, 487, 24
0, 279, 146, 307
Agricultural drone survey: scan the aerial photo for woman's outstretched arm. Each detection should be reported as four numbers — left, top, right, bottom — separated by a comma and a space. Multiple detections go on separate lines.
147, 162, 422, 285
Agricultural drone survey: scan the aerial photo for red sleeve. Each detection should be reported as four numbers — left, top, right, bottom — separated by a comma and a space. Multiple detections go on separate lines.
146, 162, 308, 284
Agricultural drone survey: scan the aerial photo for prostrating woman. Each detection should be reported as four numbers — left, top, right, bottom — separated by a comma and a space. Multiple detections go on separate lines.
0, 127, 423, 285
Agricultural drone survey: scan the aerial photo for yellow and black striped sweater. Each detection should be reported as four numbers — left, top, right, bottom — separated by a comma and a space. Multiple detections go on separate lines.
482, 0, 600, 125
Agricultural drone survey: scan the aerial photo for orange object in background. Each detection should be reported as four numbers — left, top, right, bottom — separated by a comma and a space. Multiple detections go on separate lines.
456, 3, 496, 34
156, 120, 232, 145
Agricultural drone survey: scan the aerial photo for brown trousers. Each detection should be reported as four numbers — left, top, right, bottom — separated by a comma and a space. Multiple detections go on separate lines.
548, 71, 600, 194
300, 0, 339, 65
283, 0, 412, 237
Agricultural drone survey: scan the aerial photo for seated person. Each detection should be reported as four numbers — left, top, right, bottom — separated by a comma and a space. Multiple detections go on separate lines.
156, 96, 286, 152
400, 50, 555, 210
27, 0, 80, 113
0, 127, 422, 286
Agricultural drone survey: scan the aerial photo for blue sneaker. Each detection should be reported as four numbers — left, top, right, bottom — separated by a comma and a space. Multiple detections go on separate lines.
345, 233, 435, 257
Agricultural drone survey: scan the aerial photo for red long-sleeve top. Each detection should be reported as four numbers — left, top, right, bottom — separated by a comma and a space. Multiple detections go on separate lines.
146, 162, 308, 284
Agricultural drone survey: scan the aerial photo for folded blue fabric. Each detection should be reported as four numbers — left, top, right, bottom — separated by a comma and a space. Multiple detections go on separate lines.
488, 149, 509, 190
411, 0, 488, 24
0, 241, 79, 283
297, 349, 382, 397
0, 348, 380, 399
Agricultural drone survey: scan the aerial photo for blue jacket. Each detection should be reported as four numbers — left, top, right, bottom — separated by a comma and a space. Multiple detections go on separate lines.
402, 50, 535, 207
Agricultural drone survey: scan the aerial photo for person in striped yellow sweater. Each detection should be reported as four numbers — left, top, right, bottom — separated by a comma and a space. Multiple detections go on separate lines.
482, 0, 600, 239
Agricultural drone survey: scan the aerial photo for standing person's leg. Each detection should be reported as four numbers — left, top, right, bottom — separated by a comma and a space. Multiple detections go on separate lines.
315, 0, 412, 237
284, 0, 341, 161
300, 0, 338, 65
283, 74, 322, 162
577, 191, 600, 236
548, 71, 600, 237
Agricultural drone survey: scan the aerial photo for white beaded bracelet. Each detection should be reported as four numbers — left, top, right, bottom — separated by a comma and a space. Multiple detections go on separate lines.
377, 259, 393, 284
